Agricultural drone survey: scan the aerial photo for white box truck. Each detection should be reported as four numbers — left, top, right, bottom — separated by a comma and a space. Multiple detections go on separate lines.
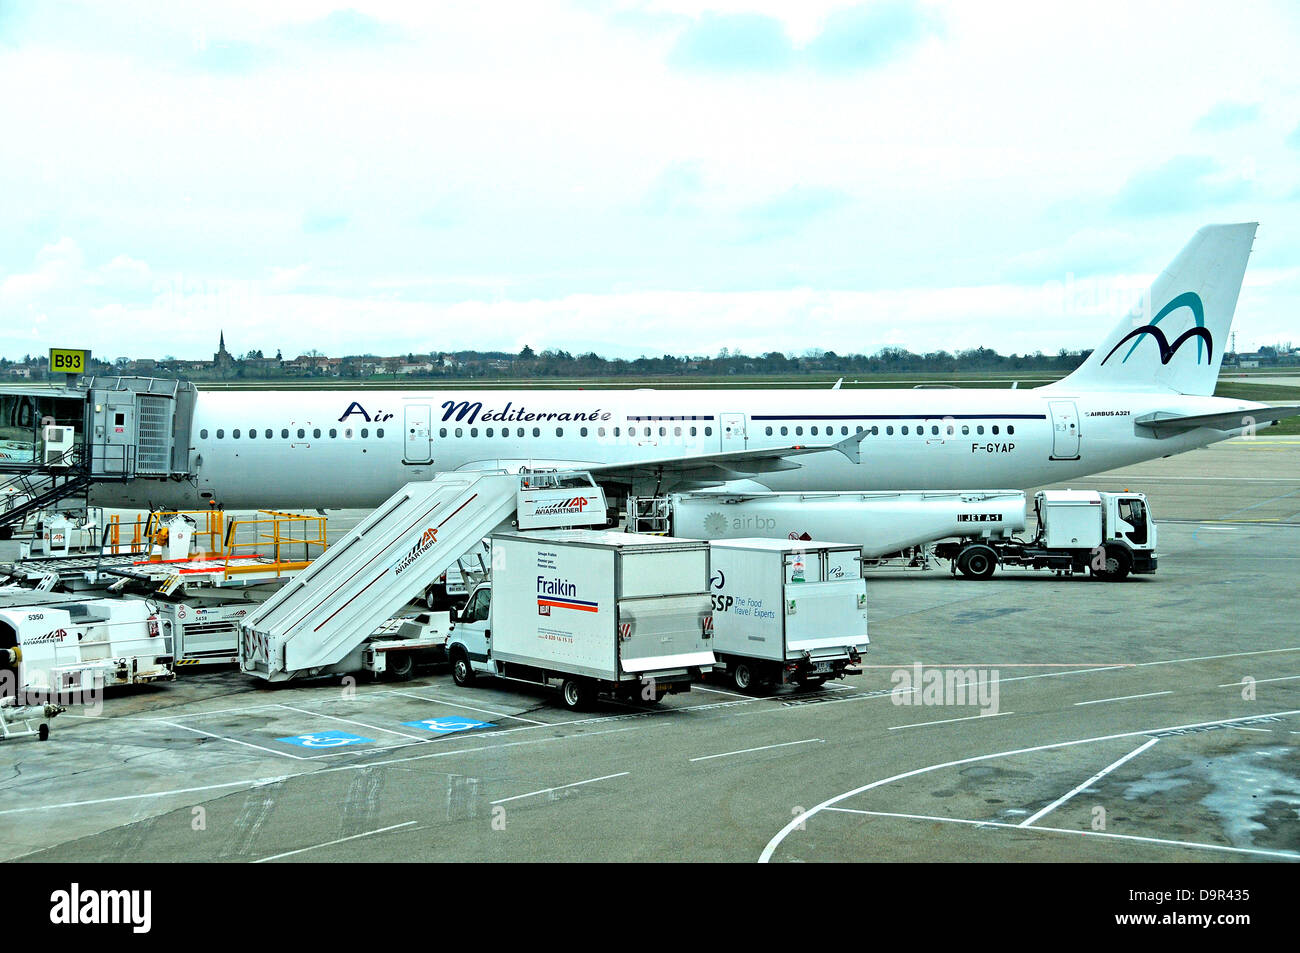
707, 539, 868, 693
446, 530, 715, 710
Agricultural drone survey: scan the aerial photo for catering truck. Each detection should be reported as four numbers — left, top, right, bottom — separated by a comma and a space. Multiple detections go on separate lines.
446, 530, 715, 710
933, 490, 1157, 581
707, 539, 868, 693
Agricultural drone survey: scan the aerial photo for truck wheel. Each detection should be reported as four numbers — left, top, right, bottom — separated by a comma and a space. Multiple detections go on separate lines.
387, 651, 417, 682
1096, 546, 1131, 582
450, 650, 476, 687
38, 723, 49, 741
957, 545, 997, 580
731, 662, 757, 693
560, 678, 593, 711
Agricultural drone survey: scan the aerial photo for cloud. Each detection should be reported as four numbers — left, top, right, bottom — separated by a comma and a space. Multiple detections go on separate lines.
668, 12, 794, 72
1112, 155, 1251, 216
804, 1, 940, 72
738, 185, 851, 241
281, 9, 405, 48
1288, 123, 1300, 149
302, 210, 351, 234
1193, 101, 1260, 132
186, 37, 270, 74
642, 160, 707, 216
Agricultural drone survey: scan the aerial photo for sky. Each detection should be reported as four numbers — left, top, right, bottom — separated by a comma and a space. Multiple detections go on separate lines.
1, 0, 1298, 363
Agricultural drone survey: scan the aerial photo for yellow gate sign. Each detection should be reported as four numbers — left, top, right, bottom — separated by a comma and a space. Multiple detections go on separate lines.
49, 348, 90, 375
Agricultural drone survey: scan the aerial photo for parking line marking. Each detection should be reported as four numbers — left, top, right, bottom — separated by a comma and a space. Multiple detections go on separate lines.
490, 772, 630, 805
822, 808, 1300, 862
275, 705, 429, 742
758, 708, 1300, 863
1074, 691, 1173, 706
689, 738, 823, 762
157, 719, 307, 761
0, 776, 290, 817
1018, 737, 1159, 827
1218, 674, 1300, 687
253, 821, 418, 863
887, 712, 1013, 731
391, 691, 549, 725
690, 685, 751, 699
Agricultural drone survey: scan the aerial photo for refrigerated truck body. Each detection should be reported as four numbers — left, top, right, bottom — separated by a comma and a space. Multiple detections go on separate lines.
707, 538, 868, 692
447, 530, 715, 710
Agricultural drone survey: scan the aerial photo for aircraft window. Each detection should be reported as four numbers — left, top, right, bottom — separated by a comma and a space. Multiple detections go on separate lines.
313, 429, 321, 439
962, 425, 969, 435
780, 426, 788, 436
249, 429, 256, 439
556, 428, 563, 437
344, 428, 353, 438
977, 425, 984, 435
659, 427, 666, 437
1007, 425, 1015, 435
901, 426, 908, 435
376, 428, 385, 438
704, 427, 712, 436
932, 426, 939, 435
795, 426, 803, 436
535, 427, 542, 437
992, 425, 999, 435
581, 427, 588, 437
439, 428, 447, 438
326, 428, 335, 438
265, 429, 273, 439
886, 426, 894, 435
674, 427, 681, 437
470, 428, 478, 437
361, 428, 369, 438
614, 427, 621, 437
843, 427, 850, 436
489, 428, 497, 436
281, 428, 289, 439
200, 429, 209, 439
233, 429, 241, 438
765, 427, 773, 436
216, 429, 224, 439
297, 429, 305, 439
690, 426, 697, 436
516, 428, 524, 437
810, 426, 818, 436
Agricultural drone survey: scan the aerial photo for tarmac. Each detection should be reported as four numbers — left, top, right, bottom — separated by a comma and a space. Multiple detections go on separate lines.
1, 435, 1296, 863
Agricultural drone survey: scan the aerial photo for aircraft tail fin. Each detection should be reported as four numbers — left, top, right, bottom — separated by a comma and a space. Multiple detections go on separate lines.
1049, 223, 1257, 396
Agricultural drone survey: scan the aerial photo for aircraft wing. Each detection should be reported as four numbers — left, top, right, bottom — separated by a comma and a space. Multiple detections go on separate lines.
1134, 405, 1300, 438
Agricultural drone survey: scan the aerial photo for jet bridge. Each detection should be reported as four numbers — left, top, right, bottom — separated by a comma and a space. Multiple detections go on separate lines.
238, 470, 609, 681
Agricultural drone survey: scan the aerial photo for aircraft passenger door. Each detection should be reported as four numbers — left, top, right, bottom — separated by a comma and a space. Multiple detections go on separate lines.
1048, 400, 1080, 460
720, 412, 747, 451
404, 405, 433, 464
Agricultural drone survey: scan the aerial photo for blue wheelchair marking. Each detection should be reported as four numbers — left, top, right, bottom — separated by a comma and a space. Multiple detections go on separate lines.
401, 717, 495, 735
277, 730, 373, 748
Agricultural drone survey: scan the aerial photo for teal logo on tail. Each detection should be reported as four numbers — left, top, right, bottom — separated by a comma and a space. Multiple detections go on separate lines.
1100, 292, 1211, 366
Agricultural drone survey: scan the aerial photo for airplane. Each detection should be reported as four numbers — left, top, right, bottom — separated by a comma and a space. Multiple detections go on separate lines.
87, 222, 1299, 512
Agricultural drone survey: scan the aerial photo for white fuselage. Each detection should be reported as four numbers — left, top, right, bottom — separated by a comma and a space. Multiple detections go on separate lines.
89, 387, 1265, 510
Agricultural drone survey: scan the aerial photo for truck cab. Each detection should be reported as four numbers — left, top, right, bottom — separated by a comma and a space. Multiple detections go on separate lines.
448, 583, 494, 684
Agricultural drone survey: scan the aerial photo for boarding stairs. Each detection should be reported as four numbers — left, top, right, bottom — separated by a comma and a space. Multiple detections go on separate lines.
0, 447, 95, 539
239, 470, 608, 681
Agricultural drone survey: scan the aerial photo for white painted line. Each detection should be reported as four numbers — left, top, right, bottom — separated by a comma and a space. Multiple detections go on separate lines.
1227, 726, 1274, 733
391, 691, 549, 725
276, 704, 429, 741
490, 771, 630, 805
253, 821, 417, 863
1132, 646, 1300, 667
758, 708, 1300, 863
1218, 674, 1300, 687
0, 776, 290, 816
1074, 691, 1173, 707
822, 808, 1300, 862
1019, 737, 1159, 827
157, 719, 307, 761
888, 711, 1013, 731
689, 738, 824, 762
690, 685, 751, 699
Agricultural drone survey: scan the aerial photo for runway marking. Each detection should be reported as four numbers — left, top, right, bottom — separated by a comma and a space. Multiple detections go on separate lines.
822, 809, 1300, 862
689, 738, 823, 762
1220, 487, 1300, 521
1018, 737, 1160, 827
1074, 691, 1173, 707
389, 691, 550, 725
690, 685, 752, 699
0, 776, 291, 816
157, 719, 308, 761
757, 708, 1300, 863
887, 711, 1013, 730
489, 772, 630, 805
1218, 674, 1300, 687
253, 820, 417, 863
1227, 726, 1274, 733
275, 704, 429, 742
